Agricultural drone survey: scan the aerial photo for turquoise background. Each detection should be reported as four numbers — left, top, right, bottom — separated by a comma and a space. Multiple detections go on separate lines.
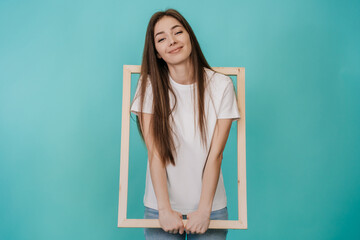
1, 0, 359, 239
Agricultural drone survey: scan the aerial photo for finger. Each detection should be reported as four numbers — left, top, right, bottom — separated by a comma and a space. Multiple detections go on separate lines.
179, 224, 184, 235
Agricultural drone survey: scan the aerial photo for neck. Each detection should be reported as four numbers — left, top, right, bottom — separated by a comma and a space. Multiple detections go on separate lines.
167, 59, 194, 85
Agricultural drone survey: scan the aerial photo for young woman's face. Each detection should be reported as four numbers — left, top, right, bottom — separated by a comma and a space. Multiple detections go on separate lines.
153, 16, 192, 66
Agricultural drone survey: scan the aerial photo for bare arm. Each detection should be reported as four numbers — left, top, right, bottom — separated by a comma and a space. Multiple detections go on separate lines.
139, 113, 184, 234
185, 118, 233, 234
198, 118, 233, 212
139, 113, 171, 211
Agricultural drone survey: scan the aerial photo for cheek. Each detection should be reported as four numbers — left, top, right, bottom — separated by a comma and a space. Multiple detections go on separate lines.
188, 42, 192, 52
154, 45, 163, 58
154, 44, 160, 53
186, 42, 192, 55
155, 44, 165, 54
185, 37, 192, 52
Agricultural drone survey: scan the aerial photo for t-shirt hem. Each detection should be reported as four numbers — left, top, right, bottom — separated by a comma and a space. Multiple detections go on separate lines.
218, 116, 240, 121
144, 201, 227, 215
130, 109, 153, 115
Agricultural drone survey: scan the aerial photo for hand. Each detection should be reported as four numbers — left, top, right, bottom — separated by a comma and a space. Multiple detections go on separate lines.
158, 208, 185, 234
185, 209, 211, 234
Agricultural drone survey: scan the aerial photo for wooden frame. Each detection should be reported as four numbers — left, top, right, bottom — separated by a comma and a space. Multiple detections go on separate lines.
118, 65, 247, 229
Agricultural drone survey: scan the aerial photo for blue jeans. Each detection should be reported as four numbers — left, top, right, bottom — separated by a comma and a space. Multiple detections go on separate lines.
144, 206, 228, 240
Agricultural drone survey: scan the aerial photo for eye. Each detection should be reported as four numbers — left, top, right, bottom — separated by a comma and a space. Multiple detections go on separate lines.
175, 31, 183, 35
158, 38, 165, 43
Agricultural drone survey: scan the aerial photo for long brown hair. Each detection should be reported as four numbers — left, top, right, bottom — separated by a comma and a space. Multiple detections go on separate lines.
136, 9, 213, 166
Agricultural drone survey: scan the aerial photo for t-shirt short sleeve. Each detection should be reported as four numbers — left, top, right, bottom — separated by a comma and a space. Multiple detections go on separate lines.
217, 78, 240, 120
130, 79, 154, 115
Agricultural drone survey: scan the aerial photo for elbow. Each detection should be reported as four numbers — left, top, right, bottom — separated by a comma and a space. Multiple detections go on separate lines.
216, 152, 224, 163
149, 154, 165, 169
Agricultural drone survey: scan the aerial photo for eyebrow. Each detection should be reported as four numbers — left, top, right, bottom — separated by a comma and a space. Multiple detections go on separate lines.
155, 25, 182, 37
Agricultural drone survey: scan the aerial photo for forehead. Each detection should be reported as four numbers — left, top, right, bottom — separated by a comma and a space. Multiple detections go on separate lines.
154, 16, 183, 35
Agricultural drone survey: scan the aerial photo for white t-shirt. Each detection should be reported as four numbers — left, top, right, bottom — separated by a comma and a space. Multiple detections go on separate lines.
131, 67, 240, 214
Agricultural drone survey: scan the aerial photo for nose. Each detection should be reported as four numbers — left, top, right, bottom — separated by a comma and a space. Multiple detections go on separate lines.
168, 35, 176, 46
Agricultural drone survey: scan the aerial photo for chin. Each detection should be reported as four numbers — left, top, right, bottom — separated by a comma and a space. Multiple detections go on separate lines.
166, 54, 192, 66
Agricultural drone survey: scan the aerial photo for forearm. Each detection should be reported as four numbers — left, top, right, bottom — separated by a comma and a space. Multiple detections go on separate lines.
197, 119, 232, 214
149, 155, 172, 211
139, 113, 172, 212
197, 153, 222, 214
149, 154, 185, 234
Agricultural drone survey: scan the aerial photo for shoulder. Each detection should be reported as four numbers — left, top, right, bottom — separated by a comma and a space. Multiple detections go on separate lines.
204, 67, 233, 92
136, 75, 153, 94
139, 75, 152, 88
133, 75, 153, 100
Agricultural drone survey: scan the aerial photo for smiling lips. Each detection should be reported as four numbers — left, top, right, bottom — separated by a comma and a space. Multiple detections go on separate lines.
169, 46, 183, 54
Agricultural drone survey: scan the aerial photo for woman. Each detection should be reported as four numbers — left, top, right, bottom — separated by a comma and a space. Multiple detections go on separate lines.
130, 8, 240, 240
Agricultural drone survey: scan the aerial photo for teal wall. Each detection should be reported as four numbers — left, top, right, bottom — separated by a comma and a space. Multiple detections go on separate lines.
1, 0, 359, 239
